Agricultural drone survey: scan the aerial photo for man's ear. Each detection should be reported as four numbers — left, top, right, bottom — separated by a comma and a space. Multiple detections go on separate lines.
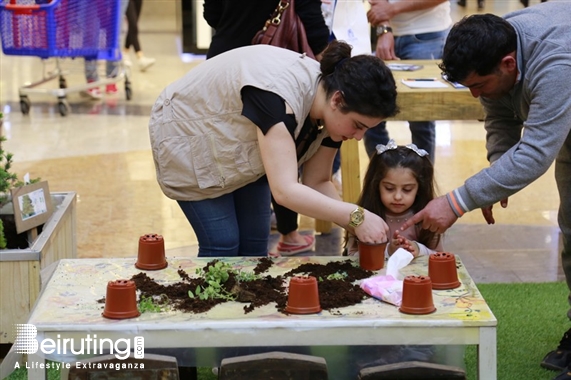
501, 52, 517, 72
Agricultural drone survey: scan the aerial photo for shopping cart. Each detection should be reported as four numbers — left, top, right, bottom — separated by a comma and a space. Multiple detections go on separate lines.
0, 0, 132, 116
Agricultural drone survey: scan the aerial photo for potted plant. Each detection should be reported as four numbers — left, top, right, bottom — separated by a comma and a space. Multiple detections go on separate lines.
0, 112, 78, 344
0, 130, 40, 249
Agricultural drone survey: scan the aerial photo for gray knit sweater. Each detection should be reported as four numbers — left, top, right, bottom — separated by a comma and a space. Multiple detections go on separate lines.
447, 1, 571, 215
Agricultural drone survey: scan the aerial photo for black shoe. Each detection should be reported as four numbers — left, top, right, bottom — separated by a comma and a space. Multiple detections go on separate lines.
457, 0, 466, 6
520, 0, 529, 6
477, 0, 484, 9
542, 328, 571, 371
554, 365, 571, 380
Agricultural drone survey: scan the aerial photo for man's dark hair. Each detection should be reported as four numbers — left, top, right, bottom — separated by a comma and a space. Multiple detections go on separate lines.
439, 14, 517, 83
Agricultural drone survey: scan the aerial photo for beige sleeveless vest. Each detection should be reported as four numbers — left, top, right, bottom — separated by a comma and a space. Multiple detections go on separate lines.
149, 45, 330, 201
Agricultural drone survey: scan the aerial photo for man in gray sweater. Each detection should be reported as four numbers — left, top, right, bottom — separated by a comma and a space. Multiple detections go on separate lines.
400, 3, 571, 377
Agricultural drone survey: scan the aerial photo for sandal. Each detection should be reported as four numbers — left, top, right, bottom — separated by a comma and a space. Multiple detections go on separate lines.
276, 235, 315, 256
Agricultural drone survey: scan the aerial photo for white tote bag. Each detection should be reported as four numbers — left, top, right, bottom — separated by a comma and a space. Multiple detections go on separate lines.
330, 0, 371, 56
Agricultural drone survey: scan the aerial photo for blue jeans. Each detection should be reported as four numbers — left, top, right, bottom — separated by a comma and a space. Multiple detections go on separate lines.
333, 149, 341, 174
177, 176, 271, 257
85, 60, 119, 82
364, 29, 450, 162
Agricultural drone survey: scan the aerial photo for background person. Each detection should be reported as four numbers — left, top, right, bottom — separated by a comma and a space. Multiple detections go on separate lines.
124, 0, 155, 72
149, 41, 398, 257
82, 0, 129, 98
398, 5, 571, 378
364, 0, 452, 162
456, 0, 484, 11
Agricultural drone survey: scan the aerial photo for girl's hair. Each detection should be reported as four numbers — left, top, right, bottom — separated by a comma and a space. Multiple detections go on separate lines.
319, 40, 399, 120
358, 145, 439, 248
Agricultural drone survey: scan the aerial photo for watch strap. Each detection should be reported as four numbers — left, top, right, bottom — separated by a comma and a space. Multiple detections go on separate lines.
376, 25, 393, 36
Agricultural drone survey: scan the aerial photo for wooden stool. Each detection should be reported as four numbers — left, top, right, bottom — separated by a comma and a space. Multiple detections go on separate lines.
358, 361, 466, 380
218, 351, 328, 380
61, 353, 179, 380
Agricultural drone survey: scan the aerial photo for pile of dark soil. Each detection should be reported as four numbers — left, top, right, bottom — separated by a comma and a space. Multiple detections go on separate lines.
130, 258, 374, 315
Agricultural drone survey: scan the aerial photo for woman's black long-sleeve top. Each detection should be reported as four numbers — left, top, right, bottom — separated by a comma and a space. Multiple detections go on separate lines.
203, 0, 329, 59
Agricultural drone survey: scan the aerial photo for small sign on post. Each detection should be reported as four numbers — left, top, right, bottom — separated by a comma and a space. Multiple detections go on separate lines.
11, 181, 54, 238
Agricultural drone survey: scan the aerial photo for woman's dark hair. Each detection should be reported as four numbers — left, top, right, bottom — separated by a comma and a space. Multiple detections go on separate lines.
439, 14, 517, 83
358, 146, 439, 248
320, 40, 399, 119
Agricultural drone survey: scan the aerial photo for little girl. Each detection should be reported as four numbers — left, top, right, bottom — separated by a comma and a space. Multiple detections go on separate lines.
347, 139, 442, 256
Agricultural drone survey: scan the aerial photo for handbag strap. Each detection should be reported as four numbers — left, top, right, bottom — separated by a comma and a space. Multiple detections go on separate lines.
263, 0, 292, 31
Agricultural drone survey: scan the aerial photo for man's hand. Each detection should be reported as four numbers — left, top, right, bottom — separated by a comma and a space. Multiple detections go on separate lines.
399, 196, 458, 234
375, 34, 398, 60
481, 198, 508, 224
367, 0, 395, 24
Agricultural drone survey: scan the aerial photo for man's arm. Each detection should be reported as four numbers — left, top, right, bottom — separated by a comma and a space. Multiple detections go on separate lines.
367, 0, 448, 24
459, 66, 571, 212
403, 63, 571, 233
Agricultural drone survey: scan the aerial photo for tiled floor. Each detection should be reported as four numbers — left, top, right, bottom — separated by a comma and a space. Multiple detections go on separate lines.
0, 0, 564, 284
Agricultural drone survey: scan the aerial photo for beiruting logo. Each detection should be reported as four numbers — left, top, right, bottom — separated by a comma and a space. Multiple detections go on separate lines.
14, 324, 144, 360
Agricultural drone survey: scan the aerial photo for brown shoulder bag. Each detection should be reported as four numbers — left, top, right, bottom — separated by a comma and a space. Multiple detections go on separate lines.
251, 0, 316, 60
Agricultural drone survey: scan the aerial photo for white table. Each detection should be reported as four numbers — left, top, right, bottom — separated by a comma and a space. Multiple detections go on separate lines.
24, 255, 496, 379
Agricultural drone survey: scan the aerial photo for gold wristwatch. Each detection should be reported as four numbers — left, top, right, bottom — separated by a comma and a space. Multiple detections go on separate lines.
349, 206, 365, 228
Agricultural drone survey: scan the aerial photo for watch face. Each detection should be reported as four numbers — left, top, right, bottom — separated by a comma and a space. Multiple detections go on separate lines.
351, 208, 364, 225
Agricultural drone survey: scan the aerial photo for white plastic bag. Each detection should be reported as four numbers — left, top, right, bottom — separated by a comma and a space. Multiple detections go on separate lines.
331, 0, 371, 56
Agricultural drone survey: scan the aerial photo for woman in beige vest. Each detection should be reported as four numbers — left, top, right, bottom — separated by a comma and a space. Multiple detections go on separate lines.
149, 41, 398, 257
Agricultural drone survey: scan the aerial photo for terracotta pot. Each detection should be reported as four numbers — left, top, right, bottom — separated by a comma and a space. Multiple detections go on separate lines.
429, 252, 461, 290
135, 233, 167, 270
102, 279, 140, 319
399, 275, 436, 315
358, 241, 387, 271
285, 276, 321, 314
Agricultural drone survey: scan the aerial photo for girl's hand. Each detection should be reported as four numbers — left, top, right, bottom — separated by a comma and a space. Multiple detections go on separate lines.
388, 230, 404, 255
389, 231, 419, 257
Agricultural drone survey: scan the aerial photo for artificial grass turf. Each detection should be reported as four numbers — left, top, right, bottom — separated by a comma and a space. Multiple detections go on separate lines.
465, 282, 570, 380
3, 282, 569, 380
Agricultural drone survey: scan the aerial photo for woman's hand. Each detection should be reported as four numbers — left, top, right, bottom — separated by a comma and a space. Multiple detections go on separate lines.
353, 210, 390, 245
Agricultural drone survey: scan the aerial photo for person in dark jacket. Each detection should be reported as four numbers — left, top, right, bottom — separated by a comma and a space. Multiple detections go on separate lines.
203, 0, 329, 59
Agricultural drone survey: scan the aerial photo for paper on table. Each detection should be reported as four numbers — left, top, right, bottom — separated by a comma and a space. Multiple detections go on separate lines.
360, 248, 414, 306
386, 248, 414, 279
401, 78, 448, 89
387, 63, 424, 71
441, 73, 467, 89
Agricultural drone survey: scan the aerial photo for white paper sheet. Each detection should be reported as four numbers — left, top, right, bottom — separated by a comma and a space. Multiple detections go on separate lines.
401, 78, 449, 89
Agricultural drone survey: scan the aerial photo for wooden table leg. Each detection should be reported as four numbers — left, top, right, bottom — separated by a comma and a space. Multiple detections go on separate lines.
315, 140, 362, 234
339, 139, 362, 204
478, 326, 497, 380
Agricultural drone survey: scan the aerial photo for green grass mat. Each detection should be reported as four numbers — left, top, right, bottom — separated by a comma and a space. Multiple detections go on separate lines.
465, 282, 569, 380
3, 282, 569, 380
